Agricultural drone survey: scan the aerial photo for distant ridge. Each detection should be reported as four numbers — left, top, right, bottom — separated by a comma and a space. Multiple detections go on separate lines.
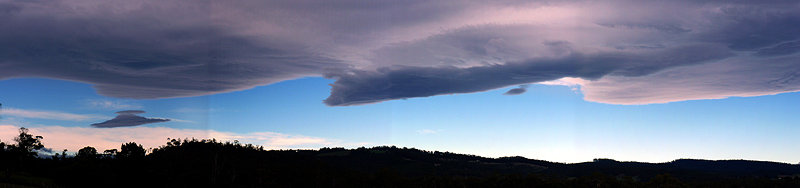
3, 139, 800, 187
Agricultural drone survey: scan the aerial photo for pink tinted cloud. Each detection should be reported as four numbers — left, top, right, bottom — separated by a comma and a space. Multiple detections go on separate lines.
538, 56, 800, 105
1, 108, 110, 121
0, 125, 356, 153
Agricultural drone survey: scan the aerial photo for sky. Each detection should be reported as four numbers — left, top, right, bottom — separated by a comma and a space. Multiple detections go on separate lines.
1, 0, 799, 163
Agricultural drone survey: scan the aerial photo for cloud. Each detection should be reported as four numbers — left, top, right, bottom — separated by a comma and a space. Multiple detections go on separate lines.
416, 129, 441, 135
116, 110, 145, 115
0, 0, 345, 99
91, 110, 169, 128
172, 107, 225, 113
0, 125, 354, 152
0, 0, 799, 105
87, 99, 142, 110
0, 108, 109, 121
504, 85, 530, 95
559, 54, 800, 104
325, 43, 732, 105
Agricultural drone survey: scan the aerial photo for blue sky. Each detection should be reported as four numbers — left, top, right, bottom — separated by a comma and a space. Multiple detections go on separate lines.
2, 77, 799, 163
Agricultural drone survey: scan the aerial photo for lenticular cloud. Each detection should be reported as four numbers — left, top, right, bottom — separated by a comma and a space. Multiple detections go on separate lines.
0, 0, 798, 106
91, 110, 169, 128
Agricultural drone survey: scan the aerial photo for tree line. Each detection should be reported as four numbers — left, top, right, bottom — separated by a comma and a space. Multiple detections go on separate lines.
3, 127, 800, 187
0, 127, 146, 160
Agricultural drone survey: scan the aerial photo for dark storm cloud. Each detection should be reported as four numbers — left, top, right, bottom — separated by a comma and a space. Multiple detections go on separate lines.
91, 110, 169, 128
1, 0, 800, 106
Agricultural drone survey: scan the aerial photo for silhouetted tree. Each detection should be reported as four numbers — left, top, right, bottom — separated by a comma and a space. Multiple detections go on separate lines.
3, 136, 800, 187
0, 140, 7, 157
103, 149, 118, 159
118, 142, 145, 159
76, 146, 98, 159
53, 149, 69, 160
11, 127, 44, 158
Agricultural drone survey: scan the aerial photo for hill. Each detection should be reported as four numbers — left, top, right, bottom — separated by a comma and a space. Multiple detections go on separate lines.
2, 139, 800, 187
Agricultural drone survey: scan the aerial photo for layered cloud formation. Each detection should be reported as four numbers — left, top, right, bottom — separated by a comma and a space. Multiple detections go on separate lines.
91, 110, 169, 128
1, 0, 799, 105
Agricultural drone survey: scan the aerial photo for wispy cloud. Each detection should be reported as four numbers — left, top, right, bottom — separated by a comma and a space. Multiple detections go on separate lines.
155, 117, 193, 124
86, 99, 142, 110
0, 125, 361, 152
172, 108, 225, 113
0, 108, 109, 121
538, 77, 585, 92
417, 129, 442, 135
